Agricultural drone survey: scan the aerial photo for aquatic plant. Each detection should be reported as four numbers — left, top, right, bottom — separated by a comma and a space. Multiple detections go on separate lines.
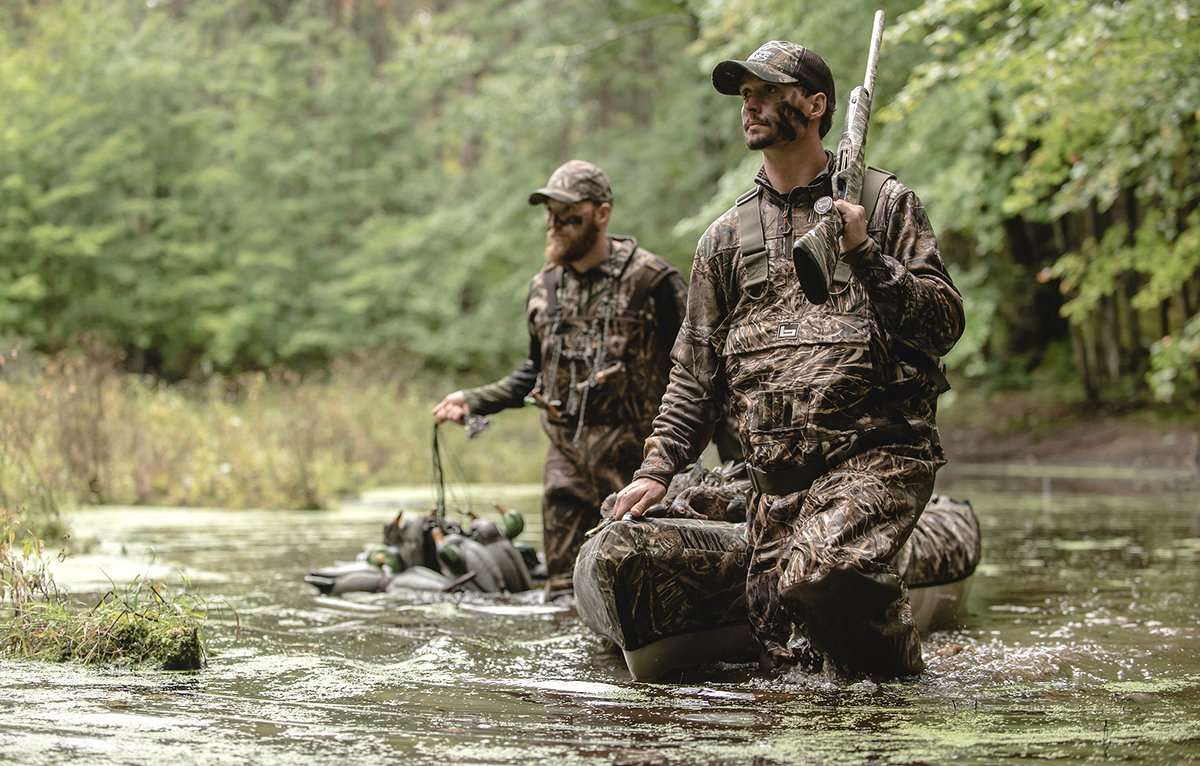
1, 581, 207, 670
0, 509, 206, 670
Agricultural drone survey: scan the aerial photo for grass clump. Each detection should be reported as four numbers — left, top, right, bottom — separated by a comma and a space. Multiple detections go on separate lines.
1, 509, 206, 670
4, 583, 207, 670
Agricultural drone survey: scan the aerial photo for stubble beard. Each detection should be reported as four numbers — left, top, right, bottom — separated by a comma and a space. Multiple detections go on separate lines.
545, 218, 600, 266
745, 103, 810, 150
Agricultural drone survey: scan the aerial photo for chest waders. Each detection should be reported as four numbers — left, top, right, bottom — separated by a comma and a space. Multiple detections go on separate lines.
732, 167, 949, 496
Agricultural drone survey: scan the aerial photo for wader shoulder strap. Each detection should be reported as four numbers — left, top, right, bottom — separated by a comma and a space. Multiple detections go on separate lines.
733, 172, 890, 299
541, 266, 562, 318
735, 187, 768, 299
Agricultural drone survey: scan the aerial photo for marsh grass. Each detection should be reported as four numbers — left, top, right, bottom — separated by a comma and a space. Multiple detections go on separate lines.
0, 508, 207, 670
0, 342, 545, 531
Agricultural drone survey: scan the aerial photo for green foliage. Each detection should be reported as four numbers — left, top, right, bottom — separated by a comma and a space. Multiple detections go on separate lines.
5, 585, 206, 669
1148, 314, 1200, 405
0, 0, 1195, 400
2, 506, 206, 669
881, 0, 1200, 391
0, 0, 725, 377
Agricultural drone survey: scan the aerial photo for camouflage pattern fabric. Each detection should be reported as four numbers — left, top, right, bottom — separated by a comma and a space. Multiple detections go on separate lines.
465, 236, 687, 583
631, 159, 964, 676
711, 41, 837, 137
542, 422, 646, 584
529, 159, 614, 205
753, 446, 937, 677
574, 516, 750, 654
660, 460, 752, 524
893, 493, 983, 587
575, 480, 980, 657
529, 236, 684, 428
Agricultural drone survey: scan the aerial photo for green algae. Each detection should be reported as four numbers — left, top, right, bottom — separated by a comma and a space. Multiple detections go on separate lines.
1053, 537, 1134, 551
1103, 675, 1200, 695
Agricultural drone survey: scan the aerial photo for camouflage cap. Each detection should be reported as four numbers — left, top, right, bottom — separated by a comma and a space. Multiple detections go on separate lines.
712, 40, 836, 104
529, 160, 614, 206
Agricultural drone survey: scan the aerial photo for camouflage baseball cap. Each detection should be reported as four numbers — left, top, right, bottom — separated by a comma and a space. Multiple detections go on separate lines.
712, 40, 836, 103
528, 160, 614, 206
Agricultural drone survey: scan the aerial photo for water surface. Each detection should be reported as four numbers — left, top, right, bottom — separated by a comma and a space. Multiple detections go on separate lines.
2, 472, 1198, 764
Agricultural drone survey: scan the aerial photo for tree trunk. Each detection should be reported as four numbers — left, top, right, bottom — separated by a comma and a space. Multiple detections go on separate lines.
1103, 296, 1122, 382
1122, 274, 1144, 378
1121, 189, 1145, 377
1071, 323, 1096, 402
1083, 316, 1101, 399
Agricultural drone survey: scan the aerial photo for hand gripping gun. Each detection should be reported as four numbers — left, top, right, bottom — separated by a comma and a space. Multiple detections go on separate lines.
792, 10, 886, 304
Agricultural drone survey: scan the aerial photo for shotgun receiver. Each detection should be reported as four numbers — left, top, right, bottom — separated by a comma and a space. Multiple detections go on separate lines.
792, 10, 886, 304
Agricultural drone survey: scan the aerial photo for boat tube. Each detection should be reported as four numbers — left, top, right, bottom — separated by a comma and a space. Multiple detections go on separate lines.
574, 463, 981, 681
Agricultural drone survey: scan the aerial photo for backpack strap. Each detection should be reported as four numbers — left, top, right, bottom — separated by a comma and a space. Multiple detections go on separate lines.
860, 168, 951, 394
735, 187, 768, 299
862, 166, 896, 226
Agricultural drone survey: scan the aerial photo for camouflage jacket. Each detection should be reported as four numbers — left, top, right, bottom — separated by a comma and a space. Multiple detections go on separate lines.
633, 163, 964, 486
465, 236, 687, 430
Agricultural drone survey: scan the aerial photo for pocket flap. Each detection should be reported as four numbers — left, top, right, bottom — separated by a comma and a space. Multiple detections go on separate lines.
722, 312, 870, 356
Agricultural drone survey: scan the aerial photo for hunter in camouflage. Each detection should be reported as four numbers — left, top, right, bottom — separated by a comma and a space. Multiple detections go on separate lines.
611, 42, 965, 677
434, 160, 687, 592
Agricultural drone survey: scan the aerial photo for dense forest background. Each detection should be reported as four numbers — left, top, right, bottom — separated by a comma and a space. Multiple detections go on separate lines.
0, 0, 1196, 404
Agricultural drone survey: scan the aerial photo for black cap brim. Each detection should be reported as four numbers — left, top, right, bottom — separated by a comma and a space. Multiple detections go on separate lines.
712, 60, 799, 95
528, 188, 585, 205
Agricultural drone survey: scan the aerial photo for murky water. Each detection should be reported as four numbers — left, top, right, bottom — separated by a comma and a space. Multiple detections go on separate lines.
2, 471, 1198, 764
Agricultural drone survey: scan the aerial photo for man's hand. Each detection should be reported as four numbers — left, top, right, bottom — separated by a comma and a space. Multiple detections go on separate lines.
432, 390, 470, 424
834, 198, 868, 253
610, 477, 667, 520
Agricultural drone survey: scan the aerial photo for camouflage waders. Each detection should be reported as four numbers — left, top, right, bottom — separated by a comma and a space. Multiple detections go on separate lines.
541, 422, 646, 581
749, 446, 937, 676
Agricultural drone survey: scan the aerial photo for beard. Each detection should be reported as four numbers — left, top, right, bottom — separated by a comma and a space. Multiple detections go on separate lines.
544, 217, 600, 266
745, 102, 811, 150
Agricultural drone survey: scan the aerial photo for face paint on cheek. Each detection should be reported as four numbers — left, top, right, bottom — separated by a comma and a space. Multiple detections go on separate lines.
778, 101, 810, 142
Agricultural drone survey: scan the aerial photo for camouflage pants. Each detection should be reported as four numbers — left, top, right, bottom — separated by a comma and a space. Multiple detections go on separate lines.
543, 422, 646, 584
747, 446, 939, 677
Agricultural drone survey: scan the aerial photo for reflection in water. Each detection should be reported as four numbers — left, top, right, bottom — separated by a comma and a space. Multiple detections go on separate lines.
1, 475, 1198, 764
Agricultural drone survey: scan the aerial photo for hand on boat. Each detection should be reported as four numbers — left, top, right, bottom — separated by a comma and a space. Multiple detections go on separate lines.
611, 477, 667, 520
432, 390, 470, 424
